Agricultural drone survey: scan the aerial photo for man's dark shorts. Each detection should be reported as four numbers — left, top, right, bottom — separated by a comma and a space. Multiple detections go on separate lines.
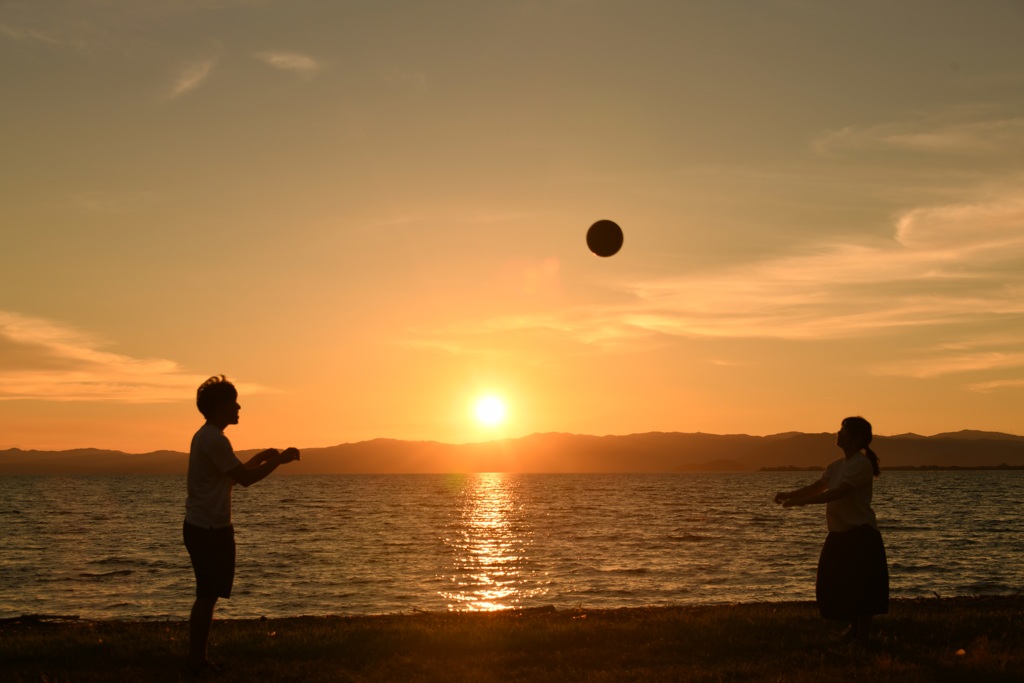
183, 521, 235, 600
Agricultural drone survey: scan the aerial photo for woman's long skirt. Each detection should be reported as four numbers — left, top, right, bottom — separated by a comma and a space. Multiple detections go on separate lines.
816, 523, 889, 621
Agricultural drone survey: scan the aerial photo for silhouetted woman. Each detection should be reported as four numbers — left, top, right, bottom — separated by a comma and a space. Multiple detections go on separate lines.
774, 416, 889, 641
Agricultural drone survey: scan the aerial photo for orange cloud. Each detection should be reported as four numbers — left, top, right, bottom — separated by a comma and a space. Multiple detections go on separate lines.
0, 311, 269, 402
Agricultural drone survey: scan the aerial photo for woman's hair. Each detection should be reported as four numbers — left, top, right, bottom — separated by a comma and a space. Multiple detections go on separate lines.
842, 416, 880, 476
196, 375, 237, 419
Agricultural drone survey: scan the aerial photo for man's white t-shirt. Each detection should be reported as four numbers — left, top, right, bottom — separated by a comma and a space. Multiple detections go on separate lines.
821, 453, 877, 532
185, 423, 242, 529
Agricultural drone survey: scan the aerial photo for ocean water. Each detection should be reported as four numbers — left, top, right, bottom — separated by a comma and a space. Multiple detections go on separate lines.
0, 472, 1021, 620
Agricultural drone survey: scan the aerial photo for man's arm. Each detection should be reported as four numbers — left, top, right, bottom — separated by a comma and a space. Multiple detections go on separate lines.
228, 448, 300, 487
243, 448, 280, 469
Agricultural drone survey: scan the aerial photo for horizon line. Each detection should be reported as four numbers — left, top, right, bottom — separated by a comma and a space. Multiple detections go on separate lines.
3, 427, 1023, 456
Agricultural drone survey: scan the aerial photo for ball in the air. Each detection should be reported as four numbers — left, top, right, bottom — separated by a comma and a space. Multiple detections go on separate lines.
586, 220, 623, 257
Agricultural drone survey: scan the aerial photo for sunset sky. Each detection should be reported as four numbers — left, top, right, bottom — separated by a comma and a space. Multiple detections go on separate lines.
2, 1, 1023, 453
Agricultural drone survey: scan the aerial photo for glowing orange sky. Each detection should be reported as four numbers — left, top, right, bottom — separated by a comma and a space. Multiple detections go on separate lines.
2, 1, 1023, 452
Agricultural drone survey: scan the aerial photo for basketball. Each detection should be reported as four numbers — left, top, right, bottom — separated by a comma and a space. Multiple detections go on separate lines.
586, 220, 623, 257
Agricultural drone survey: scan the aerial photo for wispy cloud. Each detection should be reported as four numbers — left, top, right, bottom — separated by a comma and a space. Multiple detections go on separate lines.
0, 21, 67, 47
253, 50, 320, 78
813, 114, 1024, 158
0, 311, 267, 402
626, 191, 1024, 340
168, 58, 215, 98
969, 378, 1024, 393
868, 329, 1024, 385
409, 189, 1024, 355
873, 351, 1024, 380
1, 1, 266, 54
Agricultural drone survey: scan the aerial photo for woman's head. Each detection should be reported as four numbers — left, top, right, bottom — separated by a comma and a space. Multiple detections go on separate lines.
839, 416, 872, 450
839, 416, 879, 476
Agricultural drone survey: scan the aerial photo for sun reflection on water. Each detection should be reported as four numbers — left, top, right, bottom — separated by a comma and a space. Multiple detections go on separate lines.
440, 472, 547, 611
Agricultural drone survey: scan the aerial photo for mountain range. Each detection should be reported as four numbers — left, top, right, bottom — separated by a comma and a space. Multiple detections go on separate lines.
2, 430, 1023, 474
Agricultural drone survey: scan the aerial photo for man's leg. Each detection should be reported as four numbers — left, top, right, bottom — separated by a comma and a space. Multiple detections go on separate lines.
188, 596, 217, 667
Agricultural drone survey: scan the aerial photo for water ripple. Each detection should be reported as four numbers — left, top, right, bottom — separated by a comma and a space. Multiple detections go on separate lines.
0, 471, 1021, 619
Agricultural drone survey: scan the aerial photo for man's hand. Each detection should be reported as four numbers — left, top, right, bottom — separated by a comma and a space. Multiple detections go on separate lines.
276, 447, 301, 464
232, 447, 298, 486
782, 498, 804, 508
243, 448, 279, 469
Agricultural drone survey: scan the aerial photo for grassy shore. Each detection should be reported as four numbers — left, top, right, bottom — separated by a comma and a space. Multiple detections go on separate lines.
2, 597, 1022, 682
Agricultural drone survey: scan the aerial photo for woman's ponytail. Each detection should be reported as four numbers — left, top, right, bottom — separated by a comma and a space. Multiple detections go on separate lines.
864, 445, 880, 477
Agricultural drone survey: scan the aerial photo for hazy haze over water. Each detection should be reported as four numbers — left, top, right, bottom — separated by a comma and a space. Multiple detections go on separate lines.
1, 472, 1021, 620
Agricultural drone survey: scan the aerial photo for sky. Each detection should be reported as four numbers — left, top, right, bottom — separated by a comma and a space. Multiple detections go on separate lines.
2, 0, 1024, 453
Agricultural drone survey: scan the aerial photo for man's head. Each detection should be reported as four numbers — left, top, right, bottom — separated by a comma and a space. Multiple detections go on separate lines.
196, 375, 240, 426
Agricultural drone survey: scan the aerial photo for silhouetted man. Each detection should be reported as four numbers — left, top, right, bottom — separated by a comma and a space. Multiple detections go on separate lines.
183, 375, 299, 676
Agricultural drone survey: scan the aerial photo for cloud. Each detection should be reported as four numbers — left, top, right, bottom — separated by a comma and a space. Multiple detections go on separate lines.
867, 330, 1024, 386
0, 311, 267, 402
168, 58, 215, 98
894, 196, 1024, 252
0, 1, 266, 54
409, 188, 1024, 358
969, 378, 1024, 393
0, 21, 67, 47
0, 6, 105, 53
631, 189, 1024, 339
873, 351, 1024, 380
813, 114, 1024, 158
253, 51, 320, 78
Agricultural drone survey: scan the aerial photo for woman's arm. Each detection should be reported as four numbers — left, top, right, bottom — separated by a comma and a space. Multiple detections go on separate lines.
782, 482, 854, 507
774, 479, 827, 504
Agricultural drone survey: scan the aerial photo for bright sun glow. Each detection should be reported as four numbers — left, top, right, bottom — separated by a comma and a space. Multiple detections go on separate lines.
474, 396, 507, 427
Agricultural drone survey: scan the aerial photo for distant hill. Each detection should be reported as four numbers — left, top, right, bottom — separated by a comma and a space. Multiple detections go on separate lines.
928, 430, 1024, 441
2, 430, 1023, 474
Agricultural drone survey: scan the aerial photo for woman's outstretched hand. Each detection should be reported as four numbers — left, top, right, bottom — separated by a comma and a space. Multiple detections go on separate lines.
776, 492, 806, 507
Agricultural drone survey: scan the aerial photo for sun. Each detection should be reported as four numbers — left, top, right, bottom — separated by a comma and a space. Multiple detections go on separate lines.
474, 395, 507, 427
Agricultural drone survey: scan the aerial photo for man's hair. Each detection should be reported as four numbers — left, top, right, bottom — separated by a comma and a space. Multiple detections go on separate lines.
196, 375, 237, 419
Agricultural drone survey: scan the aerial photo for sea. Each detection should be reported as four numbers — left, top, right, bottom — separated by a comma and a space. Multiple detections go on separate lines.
1, 472, 1021, 620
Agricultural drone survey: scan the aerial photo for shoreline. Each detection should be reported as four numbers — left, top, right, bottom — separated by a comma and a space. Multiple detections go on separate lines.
3, 596, 1022, 682
1, 592, 1021, 624
761, 465, 1024, 471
